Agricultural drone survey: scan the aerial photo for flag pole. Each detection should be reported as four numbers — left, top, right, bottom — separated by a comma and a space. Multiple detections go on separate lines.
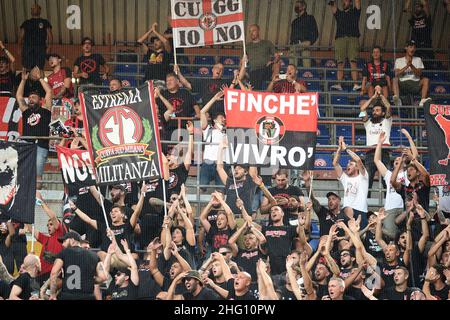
96, 186, 110, 230
162, 178, 168, 217
231, 165, 240, 199
308, 170, 314, 201
242, 39, 247, 68
31, 224, 35, 253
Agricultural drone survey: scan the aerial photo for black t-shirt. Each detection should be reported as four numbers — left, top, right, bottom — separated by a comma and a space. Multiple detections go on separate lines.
20, 18, 52, 47
162, 276, 188, 296
57, 246, 99, 299
236, 248, 262, 282
379, 286, 413, 300
110, 281, 139, 300
144, 49, 172, 81
193, 78, 229, 117
262, 225, 297, 275
22, 106, 52, 149
334, 8, 361, 39
362, 230, 384, 260
99, 219, 134, 253
10, 272, 34, 300
409, 15, 432, 47
206, 227, 236, 252
378, 260, 405, 289
168, 165, 189, 195
0, 279, 10, 299
316, 283, 329, 300
136, 260, 162, 300
158, 88, 197, 127
225, 175, 257, 214
346, 286, 369, 300
228, 289, 257, 300
430, 284, 450, 300
397, 182, 431, 212
0, 71, 16, 93
315, 205, 340, 237
279, 286, 297, 300
269, 185, 304, 224
74, 54, 106, 85
138, 213, 164, 248
183, 287, 220, 300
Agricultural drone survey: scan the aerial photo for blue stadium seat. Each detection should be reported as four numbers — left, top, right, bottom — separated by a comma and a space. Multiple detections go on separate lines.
306, 81, 321, 92
423, 71, 447, 82
435, 98, 450, 105
336, 125, 352, 138
194, 56, 215, 65
280, 57, 290, 70
326, 69, 338, 80
114, 64, 138, 74
430, 84, 450, 95
331, 95, 349, 105
298, 69, 320, 80
314, 153, 334, 170
220, 56, 239, 66
354, 95, 369, 106
321, 59, 337, 68
223, 67, 236, 77
357, 58, 366, 69
317, 125, 330, 145
339, 154, 352, 168
310, 221, 320, 238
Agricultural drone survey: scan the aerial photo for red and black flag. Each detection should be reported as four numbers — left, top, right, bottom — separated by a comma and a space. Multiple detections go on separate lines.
424, 101, 450, 186
224, 89, 318, 169
79, 82, 163, 185
0, 141, 36, 224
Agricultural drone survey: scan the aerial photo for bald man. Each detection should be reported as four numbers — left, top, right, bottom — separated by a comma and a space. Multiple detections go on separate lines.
9, 254, 41, 300
228, 272, 256, 300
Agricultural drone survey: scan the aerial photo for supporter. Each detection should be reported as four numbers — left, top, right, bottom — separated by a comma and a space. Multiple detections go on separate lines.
32, 192, 64, 286
329, 0, 362, 92
260, 169, 304, 222
216, 139, 258, 215
175, 62, 230, 118
227, 271, 256, 300
47, 53, 74, 99
360, 211, 384, 263
423, 264, 450, 300
8, 254, 41, 300
322, 277, 355, 300
16, 67, 53, 190
0, 41, 16, 95
19, 3, 53, 70
407, 0, 434, 68
49, 231, 109, 300
379, 266, 413, 300
267, 64, 307, 93
8, 220, 28, 278
290, 0, 319, 68
261, 206, 303, 275
201, 252, 234, 299
156, 73, 200, 141
333, 136, 369, 228
167, 270, 219, 300
200, 192, 236, 252
361, 46, 392, 98
392, 40, 430, 107
138, 22, 172, 82
360, 89, 392, 192
0, 220, 15, 274
246, 24, 280, 90
199, 91, 227, 191
391, 150, 431, 212
60, 98, 86, 149
73, 37, 109, 86
109, 78, 123, 92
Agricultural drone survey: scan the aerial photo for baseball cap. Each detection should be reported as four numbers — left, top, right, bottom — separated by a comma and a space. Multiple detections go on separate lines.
182, 270, 202, 283
406, 40, 417, 47
58, 231, 82, 243
326, 191, 341, 200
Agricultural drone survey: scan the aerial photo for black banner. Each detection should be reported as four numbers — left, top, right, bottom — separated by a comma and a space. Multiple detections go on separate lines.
424, 102, 450, 186
0, 141, 36, 223
80, 82, 163, 185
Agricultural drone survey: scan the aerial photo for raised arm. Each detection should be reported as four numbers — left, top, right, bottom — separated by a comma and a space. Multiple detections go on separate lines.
36, 192, 61, 231
411, 157, 430, 186
172, 64, 192, 90
375, 209, 389, 251
32, 67, 53, 110
416, 205, 430, 254
360, 93, 377, 122
228, 221, 248, 256
16, 71, 29, 112
137, 27, 153, 53
374, 132, 388, 177
184, 121, 194, 170
216, 138, 229, 185
390, 155, 405, 191
333, 136, 345, 177
49, 258, 64, 300
0, 41, 15, 69
148, 240, 165, 287
200, 198, 214, 233
154, 87, 175, 122
165, 272, 186, 300
69, 200, 98, 230
178, 206, 196, 246
286, 256, 303, 300
200, 91, 224, 130
151, 22, 172, 52
217, 194, 236, 230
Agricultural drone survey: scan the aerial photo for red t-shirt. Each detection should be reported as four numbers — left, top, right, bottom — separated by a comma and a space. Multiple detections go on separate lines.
47, 67, 74, 98
37, 221, 64, 275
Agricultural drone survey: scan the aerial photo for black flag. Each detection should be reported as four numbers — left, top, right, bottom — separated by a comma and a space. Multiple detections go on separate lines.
0, 141, 36, 223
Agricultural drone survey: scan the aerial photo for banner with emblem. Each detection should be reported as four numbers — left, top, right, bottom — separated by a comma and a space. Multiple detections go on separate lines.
0, 141, 36, 224
0, 96, 23, 141
224, 89, 318, 169
79, 82, 163, 185
424, 101, 450, 186
56, 146, 96, 197
170, 0, 245, 48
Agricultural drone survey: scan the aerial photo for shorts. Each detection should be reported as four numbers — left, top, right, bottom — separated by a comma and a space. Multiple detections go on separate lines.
22, 46, 47, 70
368, 79, 388, 87
36, 146, 49, 177
335, 37, 360, 64
399, 80, 421, 95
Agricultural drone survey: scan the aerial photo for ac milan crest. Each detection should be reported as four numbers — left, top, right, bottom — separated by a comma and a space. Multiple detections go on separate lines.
199, 13, 217, 30
255, 116, 285, 145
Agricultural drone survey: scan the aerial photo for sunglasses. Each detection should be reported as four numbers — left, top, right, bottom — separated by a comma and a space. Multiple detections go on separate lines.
220, 251, 231, 256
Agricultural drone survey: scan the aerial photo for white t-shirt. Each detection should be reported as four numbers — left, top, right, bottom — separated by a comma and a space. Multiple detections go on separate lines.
384, 170, 409, 211
438, 186, 450, 213
203, 125, 226, 162
394, 56, 424, 82
364, 117, 392, 146
339, 171, 369, 213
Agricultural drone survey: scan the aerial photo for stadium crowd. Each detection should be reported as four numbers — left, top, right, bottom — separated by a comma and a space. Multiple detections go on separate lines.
0, 0, 449, 301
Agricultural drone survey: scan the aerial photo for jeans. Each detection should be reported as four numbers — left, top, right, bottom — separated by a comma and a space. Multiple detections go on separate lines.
249, 66, 272, 91
383, 208, 403, 240
365, 149, 390, 195
199, 161, 223, 190
36, 146, 49, 177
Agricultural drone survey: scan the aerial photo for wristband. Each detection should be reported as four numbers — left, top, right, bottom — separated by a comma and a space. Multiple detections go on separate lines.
358, 111, 367, 118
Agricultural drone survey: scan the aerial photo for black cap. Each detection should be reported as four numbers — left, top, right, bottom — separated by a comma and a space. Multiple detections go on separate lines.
326, 191, 341, 200
46, 53, 62, 60
58, 231, 82, 243
406, 40, 417, 47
